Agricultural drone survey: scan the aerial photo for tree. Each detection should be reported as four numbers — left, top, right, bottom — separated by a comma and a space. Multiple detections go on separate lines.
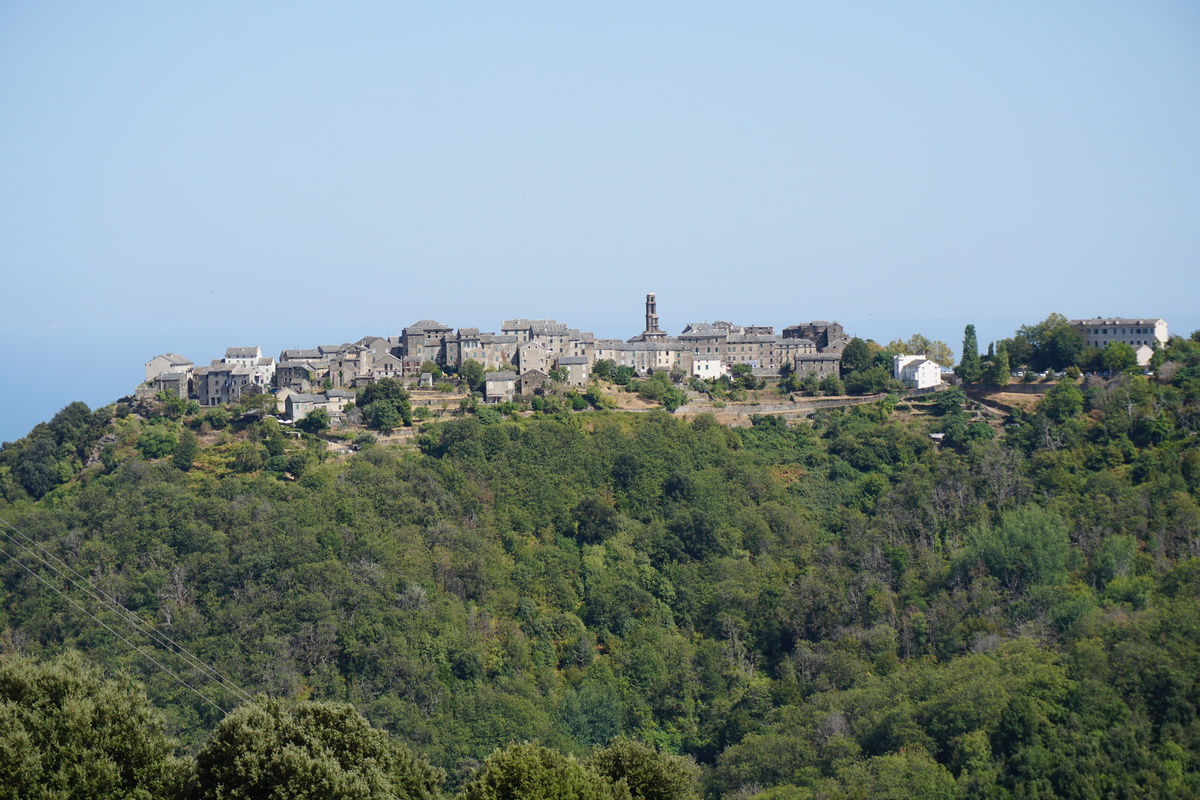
819, 373, 844, 396
660, 388, 687, 413
360, 378, 413, 429
1006, 313, 1085, 371
137, 427, 178, 460
1101, 341, 1138, 373
933, 386, 967, 416
173, 428, 199, 470
956, 324, 982, 383
845, 366, 895, 395
456, 742, 620, 800
592, 359, 617, 381
193, 698, 444, 800
12, 433, 60, 498
963, 506, 1071, 591
232, 442, 265, 473
461, 359, 486, 393
886, 334, 954, 368
586, 739, 701, 800
982, 341, 1010, 386
841, 338, 872, 375
0, 652, 185, 800
367, 402, 402, 432
821, 747, 957, 800
296, 407, 330, 434
801, 373, 821, 396
1040, 382, 1084, 423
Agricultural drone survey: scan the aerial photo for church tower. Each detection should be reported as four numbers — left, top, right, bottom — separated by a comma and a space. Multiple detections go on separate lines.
629, 292, 667, 342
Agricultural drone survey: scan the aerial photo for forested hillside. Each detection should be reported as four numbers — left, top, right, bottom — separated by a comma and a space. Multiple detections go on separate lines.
1, 336, 1199, 798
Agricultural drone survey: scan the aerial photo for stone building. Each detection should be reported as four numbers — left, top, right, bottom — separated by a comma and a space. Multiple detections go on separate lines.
485, 371, 517, 403
1068, 318, 1168, 352
144, 353, 193, 383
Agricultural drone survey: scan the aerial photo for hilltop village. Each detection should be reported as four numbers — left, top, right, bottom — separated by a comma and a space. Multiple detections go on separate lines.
143, 295, 861, 419
141, 295, 1170, 426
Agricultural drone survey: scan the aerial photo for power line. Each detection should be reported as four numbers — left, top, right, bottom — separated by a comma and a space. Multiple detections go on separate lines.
0, 518, 251, 704
0, 516, 251, 710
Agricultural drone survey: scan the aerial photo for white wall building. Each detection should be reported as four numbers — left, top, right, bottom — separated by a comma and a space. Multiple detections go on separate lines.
894, 355, 942, 390
1068, 318, 1168, 351
693, 354, 724, 380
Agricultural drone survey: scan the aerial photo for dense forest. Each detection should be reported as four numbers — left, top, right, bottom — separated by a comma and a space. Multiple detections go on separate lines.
1, 330, 1199, 799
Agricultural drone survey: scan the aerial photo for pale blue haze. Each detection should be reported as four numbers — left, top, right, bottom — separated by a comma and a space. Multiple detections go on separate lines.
2, 1, 1198, 441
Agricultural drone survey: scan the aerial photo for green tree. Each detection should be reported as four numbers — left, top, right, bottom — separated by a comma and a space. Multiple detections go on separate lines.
821, 747, 957, 800
12, 433, 60, 498
933, 386, 967, 416
801, 373, 821, 396
963, 506, 1072, 591
586, 739, 701, 800
232, 442, 265, 473
367, 402, 403, 432
841, 338, 872, 375
1005, 313, 1085, 371
956, 324, 982, 383
296, 408, 331, 434
591, 359, 617, 381
193, 698, 443, 800
456, 742, 621, 800
0, 652, 185, 800
137, 427, 178, 460
844, 366, 894, 395
173, 428, 199, 471
982, 341, 1010, 385
461, 360, 486, 393
660, 388, 687, 413
202, 407, 231, 430
886, 334, 954, 368
819, 374, 845, 396
360, 378, 413, 429
1040, 382, 1084, 423
1101, 341, 1138, 373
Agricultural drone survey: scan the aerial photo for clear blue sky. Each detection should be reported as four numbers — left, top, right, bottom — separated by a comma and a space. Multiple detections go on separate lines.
2, 1, 1198, 441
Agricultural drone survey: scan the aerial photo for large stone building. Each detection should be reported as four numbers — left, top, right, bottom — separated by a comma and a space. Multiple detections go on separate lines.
1068, 318, 1168, 350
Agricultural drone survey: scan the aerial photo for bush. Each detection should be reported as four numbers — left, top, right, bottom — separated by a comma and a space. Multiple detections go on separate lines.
137, 428, 178, 459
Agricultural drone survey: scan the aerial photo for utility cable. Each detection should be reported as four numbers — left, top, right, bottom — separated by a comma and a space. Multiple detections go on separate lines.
0, 540, 230, 714
0, 517, 250, 704
0, 516, 251, 708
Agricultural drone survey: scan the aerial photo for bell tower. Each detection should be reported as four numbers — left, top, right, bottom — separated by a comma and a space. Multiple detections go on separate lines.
629, 292, 667, 342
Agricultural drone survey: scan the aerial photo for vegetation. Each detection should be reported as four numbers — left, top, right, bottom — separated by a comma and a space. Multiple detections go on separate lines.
1, 325, 1199, 798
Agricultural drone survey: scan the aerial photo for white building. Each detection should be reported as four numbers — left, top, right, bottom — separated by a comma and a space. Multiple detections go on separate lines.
1068, 318, 1168, 351
894, 354, 942, 390
692, 354, 724, 380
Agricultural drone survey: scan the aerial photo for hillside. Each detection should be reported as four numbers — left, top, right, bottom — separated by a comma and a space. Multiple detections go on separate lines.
1, 355, 1200, 798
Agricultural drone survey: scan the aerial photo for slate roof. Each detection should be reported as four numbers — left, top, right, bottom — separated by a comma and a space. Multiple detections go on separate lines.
149, 353, 193, 366
405, 320, 450, 333
1069, 318, 1164, 326
280, 348, 321, 361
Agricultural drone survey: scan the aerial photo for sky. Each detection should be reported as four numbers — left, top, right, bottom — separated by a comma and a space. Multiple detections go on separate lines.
2, 1, 1198, 442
